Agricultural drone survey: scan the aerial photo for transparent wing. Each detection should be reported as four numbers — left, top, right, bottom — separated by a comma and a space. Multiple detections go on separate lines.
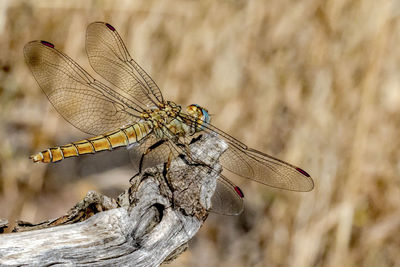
86, 22, 164, 109
128, 134, 173, 173
220, 144, 314, 191
211, 175, 244, 215
24, 40, 144, 135
180, 114, 314, 192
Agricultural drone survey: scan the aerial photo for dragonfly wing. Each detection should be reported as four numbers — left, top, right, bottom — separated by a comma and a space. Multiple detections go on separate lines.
177, 113, 314, 191
177, 116, 315, 191
219, 144, 314, 191
24, 41, 143, 135
128, 134, 173, 172
211, 174, 244, 215
86, 22, 164, 109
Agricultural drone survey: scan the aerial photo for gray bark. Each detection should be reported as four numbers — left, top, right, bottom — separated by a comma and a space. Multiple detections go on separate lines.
0, 134, 227, 267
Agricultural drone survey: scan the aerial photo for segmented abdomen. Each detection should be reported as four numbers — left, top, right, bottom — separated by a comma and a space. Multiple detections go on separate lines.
30, 122, 153, 163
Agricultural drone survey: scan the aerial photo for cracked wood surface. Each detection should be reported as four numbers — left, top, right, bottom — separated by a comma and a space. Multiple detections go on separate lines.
0, 134, 227, 267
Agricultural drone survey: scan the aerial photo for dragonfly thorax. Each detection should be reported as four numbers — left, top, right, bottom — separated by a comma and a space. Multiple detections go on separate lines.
141, 101, 180, 120
140, 101, 188, 139
139, 102, 210, 140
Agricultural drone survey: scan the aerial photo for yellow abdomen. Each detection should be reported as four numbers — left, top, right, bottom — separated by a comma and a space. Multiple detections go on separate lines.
30, 122, 153, 163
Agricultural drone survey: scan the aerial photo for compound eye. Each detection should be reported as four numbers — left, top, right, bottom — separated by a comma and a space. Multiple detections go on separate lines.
201, 108, 210, 124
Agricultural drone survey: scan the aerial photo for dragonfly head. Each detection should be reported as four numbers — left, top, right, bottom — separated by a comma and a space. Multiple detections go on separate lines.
186, 104, 210, 131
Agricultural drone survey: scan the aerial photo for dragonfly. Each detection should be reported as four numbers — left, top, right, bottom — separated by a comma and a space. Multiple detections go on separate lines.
25, 22, 314, 215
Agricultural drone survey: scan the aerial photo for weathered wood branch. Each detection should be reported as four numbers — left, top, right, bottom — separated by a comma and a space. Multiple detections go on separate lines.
0, 134, 227, 266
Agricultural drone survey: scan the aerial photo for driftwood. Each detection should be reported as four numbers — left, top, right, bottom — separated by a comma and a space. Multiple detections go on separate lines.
0, 134, 227, 266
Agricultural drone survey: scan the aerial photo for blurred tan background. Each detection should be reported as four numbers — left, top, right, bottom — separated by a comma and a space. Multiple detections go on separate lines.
1, 0, 400, 266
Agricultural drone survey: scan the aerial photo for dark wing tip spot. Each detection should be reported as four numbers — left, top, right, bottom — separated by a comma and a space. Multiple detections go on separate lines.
40, 40, 54, 48
296, 167, 310, 177
105, 23, 116, 31
234, 186, 244, 198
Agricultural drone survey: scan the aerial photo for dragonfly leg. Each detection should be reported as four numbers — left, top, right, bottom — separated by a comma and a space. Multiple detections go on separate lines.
164, 148, 204, 206
178, 139, 207, 167
129, 172, 141, 184
178, 154, 204, 167
163, 151, 176, 189
175, 142, 199, 165
163, 162, 175, 206
189, 134, 203, 145
138, 139, 167, 173
130, 139, 167, 184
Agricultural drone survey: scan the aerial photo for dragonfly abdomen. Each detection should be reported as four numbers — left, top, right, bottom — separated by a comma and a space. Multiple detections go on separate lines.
30, 122, 153, 163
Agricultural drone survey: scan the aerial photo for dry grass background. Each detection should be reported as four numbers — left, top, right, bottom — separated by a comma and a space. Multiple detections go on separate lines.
0, 0, 399, 266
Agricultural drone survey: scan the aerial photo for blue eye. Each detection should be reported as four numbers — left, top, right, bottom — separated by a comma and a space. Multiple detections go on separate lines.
201, 108, 210, 124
